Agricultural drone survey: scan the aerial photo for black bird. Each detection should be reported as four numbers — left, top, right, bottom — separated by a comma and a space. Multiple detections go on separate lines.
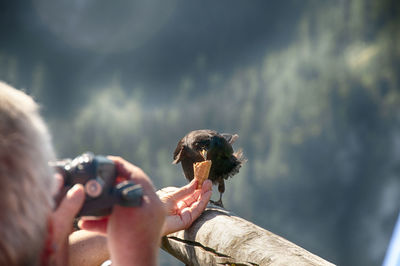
173, 129, 244, 207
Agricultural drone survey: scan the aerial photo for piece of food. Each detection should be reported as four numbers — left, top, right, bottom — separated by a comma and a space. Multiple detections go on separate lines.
193, 160, 212, 188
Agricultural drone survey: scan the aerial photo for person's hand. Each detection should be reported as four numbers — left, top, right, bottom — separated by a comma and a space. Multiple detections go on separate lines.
158, 179, 212, 236
49, 174, 85, 266
79, 156, 166, 266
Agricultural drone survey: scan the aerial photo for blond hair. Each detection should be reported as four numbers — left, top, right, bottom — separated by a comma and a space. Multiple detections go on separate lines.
0, 82, 56, 265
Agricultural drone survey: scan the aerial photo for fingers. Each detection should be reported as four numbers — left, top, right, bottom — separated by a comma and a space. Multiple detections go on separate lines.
177, 180, 212, 208
168, 179, 197, 202
169, 179, 212, 204
108, 156, 155, 193
201, 180, 212, 193
182, 190, 212, 224
162, 187, 213, 236
107, 156, 132, 178
180, 184, 212, 220
163, 180, 212, 235
51, 183, 85, 258
78, 217, 109, 235
53, 184, 85, 227
190, 189, 212, 219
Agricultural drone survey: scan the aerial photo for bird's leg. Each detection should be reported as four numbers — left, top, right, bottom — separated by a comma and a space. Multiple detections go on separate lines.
213, 180, 225, 208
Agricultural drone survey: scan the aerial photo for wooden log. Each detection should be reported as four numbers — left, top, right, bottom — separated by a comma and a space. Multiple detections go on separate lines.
158, 188, 335, 266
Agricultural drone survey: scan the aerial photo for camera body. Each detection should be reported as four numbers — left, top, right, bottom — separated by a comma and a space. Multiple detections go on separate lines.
53, 153, 143, 217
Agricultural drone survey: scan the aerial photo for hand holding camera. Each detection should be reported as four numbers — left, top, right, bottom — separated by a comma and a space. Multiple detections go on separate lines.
52, 153, 143, 217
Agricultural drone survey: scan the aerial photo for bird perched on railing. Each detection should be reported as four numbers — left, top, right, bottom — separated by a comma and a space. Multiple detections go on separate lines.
172, 129, 245, 207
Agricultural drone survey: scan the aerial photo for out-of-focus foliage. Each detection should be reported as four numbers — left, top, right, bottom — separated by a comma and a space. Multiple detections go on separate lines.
1, 0, 399, 265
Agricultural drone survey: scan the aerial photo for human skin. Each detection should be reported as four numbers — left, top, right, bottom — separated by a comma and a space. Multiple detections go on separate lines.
59, 156, 212, 266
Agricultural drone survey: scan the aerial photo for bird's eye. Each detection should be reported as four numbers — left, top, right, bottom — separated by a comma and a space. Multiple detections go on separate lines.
194, 142, 201, 149
194, 139, 210, 150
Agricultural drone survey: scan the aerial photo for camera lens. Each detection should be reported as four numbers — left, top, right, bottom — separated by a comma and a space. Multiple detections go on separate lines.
85, 178, 103, 198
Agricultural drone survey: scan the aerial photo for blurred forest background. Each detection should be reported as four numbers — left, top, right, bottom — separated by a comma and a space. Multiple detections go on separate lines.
1, 0, 399, 265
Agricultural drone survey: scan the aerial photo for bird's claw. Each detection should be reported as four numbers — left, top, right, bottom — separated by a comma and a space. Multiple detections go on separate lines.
210, 199, 224, 208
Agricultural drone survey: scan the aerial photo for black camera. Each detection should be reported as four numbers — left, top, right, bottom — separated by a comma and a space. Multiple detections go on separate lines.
52, 152, 143, 217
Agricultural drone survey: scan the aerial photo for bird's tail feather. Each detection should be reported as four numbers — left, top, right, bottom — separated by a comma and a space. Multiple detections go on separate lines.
234, 148, 246, 163
221, 133, 239, 145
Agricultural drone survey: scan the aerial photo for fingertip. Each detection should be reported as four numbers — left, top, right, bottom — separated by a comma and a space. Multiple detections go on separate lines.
77, 219, 83, 229
68, 183, 84, 192
200, 190, 212, 203
202, 180, 212, 191
183, 179, 197, 192
67, 184, 85, 203
53, 184, 85, 224
107, 155, 123, 162
78, 219, 90, 231
78, 217, 109, 234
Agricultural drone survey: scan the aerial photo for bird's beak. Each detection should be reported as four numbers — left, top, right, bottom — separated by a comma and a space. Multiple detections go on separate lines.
200, 149, 207, 160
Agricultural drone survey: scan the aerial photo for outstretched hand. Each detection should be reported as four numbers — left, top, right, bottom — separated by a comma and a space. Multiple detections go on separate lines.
158, 179, 212, 236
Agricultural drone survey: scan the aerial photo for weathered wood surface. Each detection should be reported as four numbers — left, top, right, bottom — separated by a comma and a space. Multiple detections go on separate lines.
159, 188, 335, 266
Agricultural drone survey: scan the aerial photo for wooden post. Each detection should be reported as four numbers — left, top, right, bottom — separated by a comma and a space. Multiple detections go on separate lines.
159, 188, 335, 266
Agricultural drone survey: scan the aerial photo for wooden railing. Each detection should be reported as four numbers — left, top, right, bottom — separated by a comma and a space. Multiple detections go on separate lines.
158, 189, 335, 266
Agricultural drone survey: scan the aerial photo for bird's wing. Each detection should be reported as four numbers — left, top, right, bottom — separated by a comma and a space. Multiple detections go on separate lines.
221, 133, 239, 145
172, 139, 184, 164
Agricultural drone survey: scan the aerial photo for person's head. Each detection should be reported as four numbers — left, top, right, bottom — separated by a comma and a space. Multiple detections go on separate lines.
0, 82, 56, 265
